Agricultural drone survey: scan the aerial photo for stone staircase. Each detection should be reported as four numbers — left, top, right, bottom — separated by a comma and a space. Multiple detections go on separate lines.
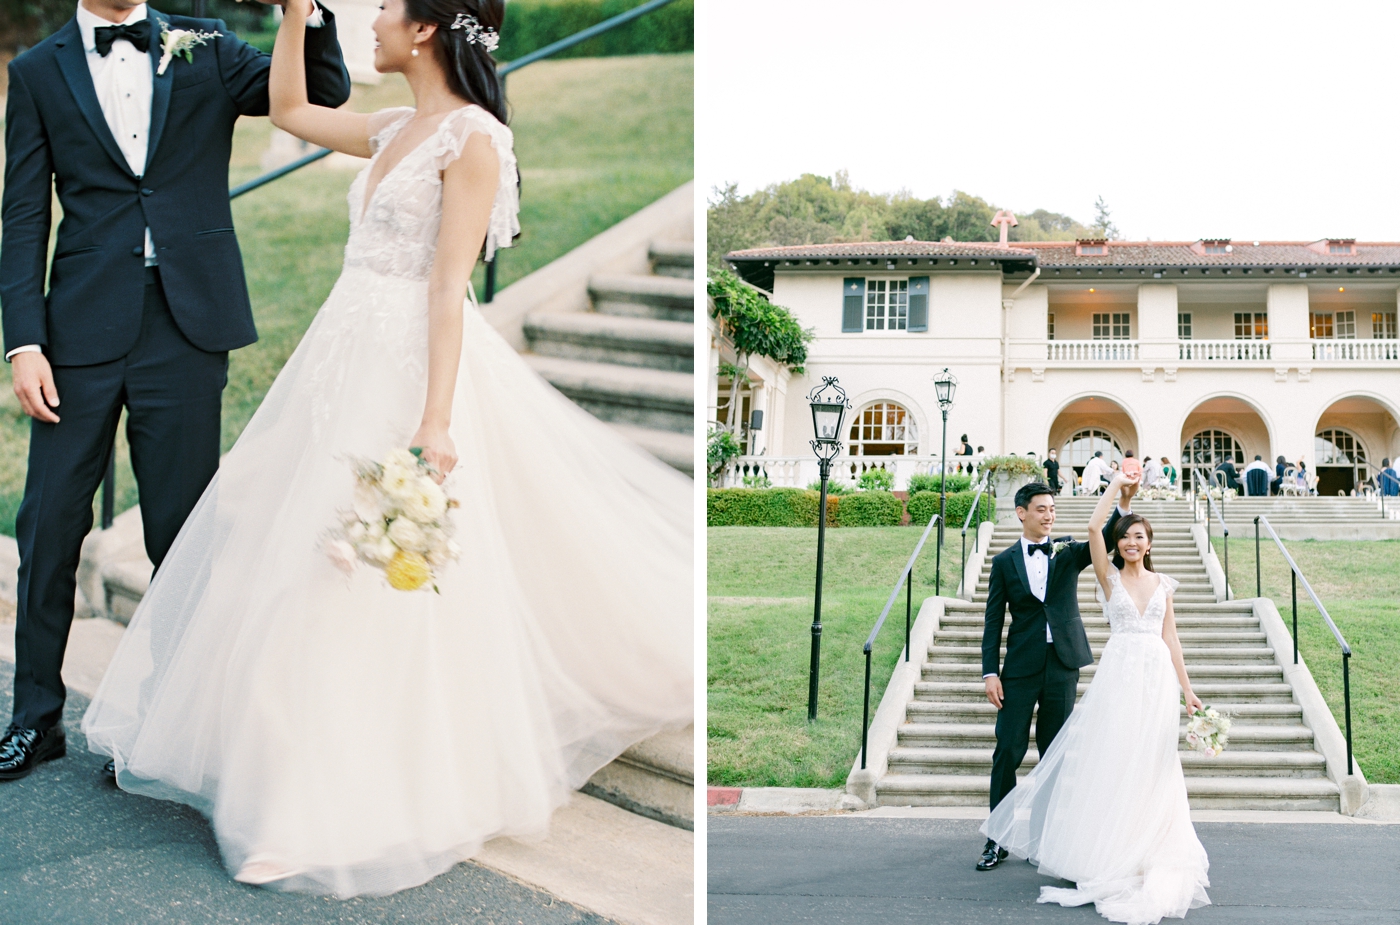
1205, 496, 1400, 539
875, 500, 1341, 811
522, 240, 694, 475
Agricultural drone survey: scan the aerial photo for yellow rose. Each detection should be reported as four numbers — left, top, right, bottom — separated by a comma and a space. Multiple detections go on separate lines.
386, 550, 432, 591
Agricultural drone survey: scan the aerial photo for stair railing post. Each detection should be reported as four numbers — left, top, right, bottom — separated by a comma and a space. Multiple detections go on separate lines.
101, 447, 116, 530
484, 258, 497, 303
1291, 569, 1298, 665
904, 569, 912, 663
1254, 516, 1261, 599
860, 647, 872, 770
1343, 651, 1353, 775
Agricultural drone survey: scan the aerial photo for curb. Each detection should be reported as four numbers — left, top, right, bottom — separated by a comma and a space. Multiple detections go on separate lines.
707, 787, 868, 815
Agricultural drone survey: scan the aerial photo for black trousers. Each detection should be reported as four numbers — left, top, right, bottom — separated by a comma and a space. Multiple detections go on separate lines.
988, 643, 1080, 813
10, 268, 227, 730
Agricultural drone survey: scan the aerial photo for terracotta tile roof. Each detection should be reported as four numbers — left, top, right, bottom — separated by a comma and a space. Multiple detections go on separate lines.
725, 241, 1036, 260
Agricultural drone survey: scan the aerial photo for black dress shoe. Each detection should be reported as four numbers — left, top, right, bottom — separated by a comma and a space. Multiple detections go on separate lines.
104, 760, 117, 783
0, 724, 66, 781
976, 838, 1009, 871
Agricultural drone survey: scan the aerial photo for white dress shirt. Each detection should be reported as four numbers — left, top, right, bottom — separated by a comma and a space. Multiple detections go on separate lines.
984, 506, 1131, 679
7, 2, 323, 362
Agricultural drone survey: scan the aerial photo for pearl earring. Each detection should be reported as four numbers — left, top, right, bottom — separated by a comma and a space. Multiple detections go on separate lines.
411, 48, 419, 57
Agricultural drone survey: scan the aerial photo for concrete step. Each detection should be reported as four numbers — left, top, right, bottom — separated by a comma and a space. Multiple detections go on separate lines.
590, 274, 693, 322
943, 601, 1255, 615
526, 355, 692, 433
905, 700, 1305, 725
911, 680, 1295, 703
874, 773, 1339, 811
896, 722, 1317, 752
649, 240, 694, 279
938, 613, 1256, 628
928, 645, 1277, 663
923, 662, 1284, 681
886, 746, 1327, 778
524, 311, 693, 373
607, 423, 693, 477
971, 591, 1218, 603
583, 725, 694, 830
933, 629, 1266, 644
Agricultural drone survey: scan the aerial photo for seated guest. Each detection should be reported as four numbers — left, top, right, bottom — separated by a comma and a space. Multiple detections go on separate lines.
1243, 455, 1272, 496
1272, 455, 1288, 495
1142, 455, 1162, 488
1381, 458, 1400, 497
1215, 458, 1243, 493
1160, 457, 1177, 487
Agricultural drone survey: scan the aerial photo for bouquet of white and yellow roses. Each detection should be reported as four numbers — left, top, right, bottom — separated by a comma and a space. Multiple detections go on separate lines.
324, 448, 461, 592
1184, 703, 1231, 757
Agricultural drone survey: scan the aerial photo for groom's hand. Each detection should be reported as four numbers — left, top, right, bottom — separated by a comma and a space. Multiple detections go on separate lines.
984, 675, 1004, 709
11, 352, 60, 423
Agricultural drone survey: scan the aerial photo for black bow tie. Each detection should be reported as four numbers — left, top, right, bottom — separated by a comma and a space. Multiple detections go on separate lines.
94, 21, 151, 57
1028, 542, 1052, 557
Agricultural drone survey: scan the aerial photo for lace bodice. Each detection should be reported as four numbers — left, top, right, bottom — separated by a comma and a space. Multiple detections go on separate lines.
343, 105, 520, 281
1104, 568, 1179, 635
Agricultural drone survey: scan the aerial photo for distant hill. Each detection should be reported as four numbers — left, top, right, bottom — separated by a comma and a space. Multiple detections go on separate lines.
708, 172, 1100, 270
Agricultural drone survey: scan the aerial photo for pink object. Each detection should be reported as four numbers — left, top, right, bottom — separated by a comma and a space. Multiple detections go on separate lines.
708, 787, 742, 807
990, 210, 1018, 248
1121, 458, 1142, 478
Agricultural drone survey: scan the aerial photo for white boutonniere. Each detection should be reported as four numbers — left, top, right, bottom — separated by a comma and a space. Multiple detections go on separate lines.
1050, 540, 1071, 557
157, 27, 221, 76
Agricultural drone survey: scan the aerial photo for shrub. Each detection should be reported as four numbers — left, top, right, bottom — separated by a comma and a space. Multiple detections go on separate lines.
706, 427, 741, 487
907, 472, 971, 494
834, 490, 903, 527
807, 480, 851, 495
741, 474, 771, 488
907, 490, 993, 529
980, 455, 1045, 479
857, 467, 895, 492
707, 488, 836, 527
499, 0, 695, 62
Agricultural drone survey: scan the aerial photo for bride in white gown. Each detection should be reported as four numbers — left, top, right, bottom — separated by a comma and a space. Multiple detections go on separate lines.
81, 0, 691, 898
982, 472, 1211, 924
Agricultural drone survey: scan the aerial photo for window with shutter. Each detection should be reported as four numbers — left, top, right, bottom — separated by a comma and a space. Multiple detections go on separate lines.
842, 278, 865, 332
908, 276, 929, 332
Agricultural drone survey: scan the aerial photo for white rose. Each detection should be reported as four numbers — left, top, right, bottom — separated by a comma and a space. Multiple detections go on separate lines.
402, 480, 449, 524
384, 448, 419, 471
388, 516, 427, 552
380, 464, 418, 504
326, 539, 358, 576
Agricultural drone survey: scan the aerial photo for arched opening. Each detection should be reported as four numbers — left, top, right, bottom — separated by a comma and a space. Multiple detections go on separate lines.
848, 400, 918, 456
1178, 396, 1272, 493
1315, 396, 1400, 496
1047, 396, 1139, 486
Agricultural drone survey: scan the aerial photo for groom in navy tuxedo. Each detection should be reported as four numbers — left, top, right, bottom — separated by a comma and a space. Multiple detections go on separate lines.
975, 480, 1132, 870
0, 0, 350, 781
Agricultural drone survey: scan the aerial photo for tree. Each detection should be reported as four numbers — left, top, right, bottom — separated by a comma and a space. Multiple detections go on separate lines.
1092, 195, 1121, 240
706, 269, 812, 434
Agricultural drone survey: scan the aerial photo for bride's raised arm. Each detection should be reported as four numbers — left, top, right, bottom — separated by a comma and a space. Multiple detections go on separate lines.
1088, 472, 1133, 597
270, 0, 374, 156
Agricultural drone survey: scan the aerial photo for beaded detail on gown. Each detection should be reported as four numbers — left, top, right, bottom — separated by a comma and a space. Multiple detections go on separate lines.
82, 104, 692, 898
982, 568, 1210, 925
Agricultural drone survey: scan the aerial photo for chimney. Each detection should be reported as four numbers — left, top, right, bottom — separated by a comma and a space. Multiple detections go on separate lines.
990, 210, 1018, 248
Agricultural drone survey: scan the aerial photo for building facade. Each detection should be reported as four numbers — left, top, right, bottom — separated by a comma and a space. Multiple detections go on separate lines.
715, 238, 1400, 496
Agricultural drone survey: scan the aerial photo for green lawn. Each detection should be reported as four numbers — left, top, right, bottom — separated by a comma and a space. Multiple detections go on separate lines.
1214, 535, 1400, 784
0, 53, 693, 536
707, 525, 965, 788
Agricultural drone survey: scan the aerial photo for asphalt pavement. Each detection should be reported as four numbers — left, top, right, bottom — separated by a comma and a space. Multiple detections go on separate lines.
709, 814, 1400, 925
0, 660, 611, 924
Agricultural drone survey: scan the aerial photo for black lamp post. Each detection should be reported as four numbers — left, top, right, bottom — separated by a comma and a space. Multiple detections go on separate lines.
806, 376, 850, 722
933, 369, 958, 594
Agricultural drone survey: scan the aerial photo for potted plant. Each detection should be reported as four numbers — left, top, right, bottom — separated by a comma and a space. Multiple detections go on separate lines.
981, 455, 1047, 524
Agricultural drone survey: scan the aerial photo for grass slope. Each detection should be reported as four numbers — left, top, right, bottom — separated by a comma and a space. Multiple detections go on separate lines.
707, 525, 964, 788
1215, 535, 1400, 784
0, 53, 692, 536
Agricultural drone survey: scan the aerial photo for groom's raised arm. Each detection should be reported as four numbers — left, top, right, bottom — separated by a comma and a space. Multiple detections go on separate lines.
0, 66, 53, 356
217, 3, 352, 117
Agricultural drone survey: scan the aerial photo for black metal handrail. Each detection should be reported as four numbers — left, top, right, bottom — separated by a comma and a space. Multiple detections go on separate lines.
859, 512, 940, 770
1203, 476, 1229, 600
959, 471, 991, 595
99, 0, 679, 530
1254, 515, 1356, 775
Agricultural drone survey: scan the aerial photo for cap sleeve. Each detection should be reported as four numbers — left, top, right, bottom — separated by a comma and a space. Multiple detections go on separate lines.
1160, 573, 1180, 596
429, 105, 521, 262
367, 107, 414, 155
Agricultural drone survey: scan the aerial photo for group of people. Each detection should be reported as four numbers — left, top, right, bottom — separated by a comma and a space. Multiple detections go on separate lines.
1045, 449, 1177, 496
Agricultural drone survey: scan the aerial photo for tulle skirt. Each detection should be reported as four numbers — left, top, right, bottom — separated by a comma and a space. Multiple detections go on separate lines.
81, 266, 693, 898
981, 632, 1210, 925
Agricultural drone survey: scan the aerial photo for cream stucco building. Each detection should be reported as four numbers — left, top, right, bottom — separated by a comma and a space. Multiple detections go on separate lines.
713, 237, 1400, 496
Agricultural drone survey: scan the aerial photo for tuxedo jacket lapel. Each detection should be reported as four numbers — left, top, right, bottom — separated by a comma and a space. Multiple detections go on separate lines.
53, 19, 136, 179
1009, 542, 1033, 601
145, 10, 172, 174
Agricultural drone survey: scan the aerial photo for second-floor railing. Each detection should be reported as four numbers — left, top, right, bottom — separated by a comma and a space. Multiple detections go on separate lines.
1179, 339, 1272, 361
718, 454, 986, 491
1046, 340, 1139, 361
1312, 339, 1400, 361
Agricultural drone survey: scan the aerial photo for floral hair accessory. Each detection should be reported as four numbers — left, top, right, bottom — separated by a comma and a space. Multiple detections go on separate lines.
450, 12, 500, 52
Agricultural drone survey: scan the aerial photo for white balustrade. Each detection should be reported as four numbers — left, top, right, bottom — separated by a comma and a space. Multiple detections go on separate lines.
1311, 339, 1400, 361
1046, 340, 1140, 361
718, 455, 989, 491
1177, 340, 1272, 361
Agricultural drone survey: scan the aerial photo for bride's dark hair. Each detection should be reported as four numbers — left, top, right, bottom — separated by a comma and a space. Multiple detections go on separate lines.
1111, 513, 1154, 572
402, 0, 509, 125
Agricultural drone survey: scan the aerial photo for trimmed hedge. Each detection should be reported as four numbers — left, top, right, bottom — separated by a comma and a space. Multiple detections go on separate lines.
907, 490, 993, 530
499, 0, 694, 60
907, 473, 972, 494
707, 488, 835, 527
834, 490, 902, 527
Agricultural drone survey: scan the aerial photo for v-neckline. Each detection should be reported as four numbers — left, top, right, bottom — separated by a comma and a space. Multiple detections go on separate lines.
1114, 569, 1161, 619
358, 109, 459, 223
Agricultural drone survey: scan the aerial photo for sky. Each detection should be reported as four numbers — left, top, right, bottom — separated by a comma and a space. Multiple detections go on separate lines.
696, 0, 1400, 242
